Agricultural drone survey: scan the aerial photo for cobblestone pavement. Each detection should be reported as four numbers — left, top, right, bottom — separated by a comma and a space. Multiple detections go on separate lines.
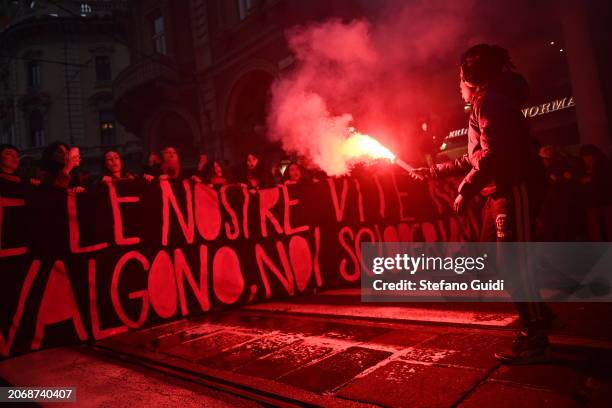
95, 303, 612, 408
2, 291, 611, 407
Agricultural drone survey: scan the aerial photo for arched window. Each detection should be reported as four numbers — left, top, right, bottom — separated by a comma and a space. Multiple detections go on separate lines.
29, 109, 45, 147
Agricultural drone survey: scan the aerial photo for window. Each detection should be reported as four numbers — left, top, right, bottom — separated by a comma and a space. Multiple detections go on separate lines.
152, 15, 167, 55
238, 0, 253, 20
100, 110, 116, 145
1, 64, 10, 92
0, 123, 15, 144
27, 60, 41, 88
95, 56, 111, 81
29, 110, 45, 147
0, 125, 10, 144
81, 3, 92, 16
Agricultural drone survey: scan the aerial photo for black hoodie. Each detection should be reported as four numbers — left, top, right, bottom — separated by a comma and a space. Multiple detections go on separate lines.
435, 71, 544, 198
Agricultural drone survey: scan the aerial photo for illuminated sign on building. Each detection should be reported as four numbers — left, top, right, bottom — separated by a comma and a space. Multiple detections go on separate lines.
445, 96, 575, 140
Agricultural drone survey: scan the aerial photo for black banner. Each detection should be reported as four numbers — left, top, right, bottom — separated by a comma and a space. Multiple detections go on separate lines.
0, 171, 481, 356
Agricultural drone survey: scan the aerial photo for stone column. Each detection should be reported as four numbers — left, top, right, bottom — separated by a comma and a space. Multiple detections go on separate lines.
560, 0, 611, 149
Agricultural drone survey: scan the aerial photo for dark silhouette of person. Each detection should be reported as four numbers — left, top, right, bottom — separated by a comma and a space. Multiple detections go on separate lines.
412, 44, 554, 364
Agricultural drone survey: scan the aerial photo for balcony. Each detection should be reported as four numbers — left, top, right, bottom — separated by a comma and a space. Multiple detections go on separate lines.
112, 56, 183, 132
113, 56, 180, 104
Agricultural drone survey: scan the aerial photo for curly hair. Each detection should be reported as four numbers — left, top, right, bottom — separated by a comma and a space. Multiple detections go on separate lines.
41, 141, 69, 174
460, 44, 515, 86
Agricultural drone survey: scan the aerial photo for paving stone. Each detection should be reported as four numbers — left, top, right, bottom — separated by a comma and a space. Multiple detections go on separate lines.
318, 322, 392, 341
154, 317, 209, 333
146, 324, 224, 351
107, 327, 168, 347
492, 364, 586, 394
417, 332, 510, 369
236, 340, 337, 379
337, 360, 483, 408
162, 331, 255, 361
209, 312, 392, 341
101, 319, 213, 350
205, 312, 319, 333
279, 346, 392, 393
398, 346, 460, 364
369, 329, 436, 347
198, 334, 301, 370
459, 381, 577, 408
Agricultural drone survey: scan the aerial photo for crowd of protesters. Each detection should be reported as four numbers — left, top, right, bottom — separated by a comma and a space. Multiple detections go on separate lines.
537, 144, 612, 241
1, 140, 611, 241
0, 142, 318, 193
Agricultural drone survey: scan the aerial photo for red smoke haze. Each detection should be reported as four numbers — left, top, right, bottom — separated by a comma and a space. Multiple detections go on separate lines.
266, 1, 474, 175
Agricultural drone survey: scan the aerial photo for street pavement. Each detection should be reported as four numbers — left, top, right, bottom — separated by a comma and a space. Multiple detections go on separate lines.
0, 346, 262, 408
1, 289, 612, 407
96, 290, 612, 407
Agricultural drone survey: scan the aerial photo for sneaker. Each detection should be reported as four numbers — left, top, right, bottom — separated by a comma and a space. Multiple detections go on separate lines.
495, 331, 552, 365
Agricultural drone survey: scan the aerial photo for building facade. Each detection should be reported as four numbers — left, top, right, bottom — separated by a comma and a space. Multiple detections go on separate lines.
113, 0, 361, 166
113, 0, 203, 166
114, 0, 612, 167
0, 0, 140, 172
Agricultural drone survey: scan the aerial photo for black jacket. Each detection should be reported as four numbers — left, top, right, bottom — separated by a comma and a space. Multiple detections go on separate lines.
434, 71, 544, 198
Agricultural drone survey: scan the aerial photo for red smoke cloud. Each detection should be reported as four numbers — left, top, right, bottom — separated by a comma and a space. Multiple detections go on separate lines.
266, 1, 474, 175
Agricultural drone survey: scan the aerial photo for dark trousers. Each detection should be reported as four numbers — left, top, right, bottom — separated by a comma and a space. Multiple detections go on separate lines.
480, 183, 550, 334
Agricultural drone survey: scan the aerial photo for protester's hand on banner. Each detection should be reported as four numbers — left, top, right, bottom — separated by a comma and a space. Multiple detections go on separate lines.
237, 183, 257, 194
191, 175, 202, 183
143, 174, 155, 182
453, 194, 466, 214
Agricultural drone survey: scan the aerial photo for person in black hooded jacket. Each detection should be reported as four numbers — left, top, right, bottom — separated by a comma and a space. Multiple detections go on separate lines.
412, 44, 553, 364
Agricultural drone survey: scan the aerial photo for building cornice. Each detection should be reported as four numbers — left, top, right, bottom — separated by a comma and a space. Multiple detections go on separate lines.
0, 16, 125, 51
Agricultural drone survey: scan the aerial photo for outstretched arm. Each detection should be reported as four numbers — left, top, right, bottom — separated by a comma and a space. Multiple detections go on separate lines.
410, 154, 471, 181
432, 154, 472, 178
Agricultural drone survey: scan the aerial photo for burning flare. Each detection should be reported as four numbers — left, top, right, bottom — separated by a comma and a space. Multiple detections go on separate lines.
341, 128, 413, 172
342, 129, 396, 161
